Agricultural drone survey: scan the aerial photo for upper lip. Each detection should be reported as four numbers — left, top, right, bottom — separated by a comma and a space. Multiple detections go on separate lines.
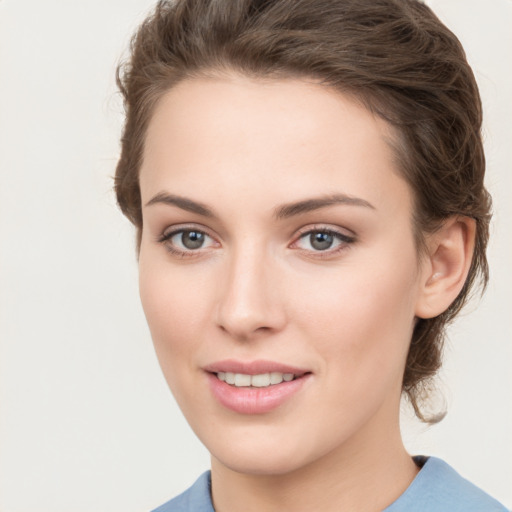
203, 359, 310, 376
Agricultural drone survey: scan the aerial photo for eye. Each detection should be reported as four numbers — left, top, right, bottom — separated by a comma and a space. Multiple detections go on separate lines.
172, 230, 209, 250
294, 228, 355, 253
159, 228, 217, 255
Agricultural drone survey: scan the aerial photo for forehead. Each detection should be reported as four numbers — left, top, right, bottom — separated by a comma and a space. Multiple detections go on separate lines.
140, 74, 411, 217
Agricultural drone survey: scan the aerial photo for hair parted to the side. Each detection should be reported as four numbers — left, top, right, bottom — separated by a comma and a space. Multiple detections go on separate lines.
115, 0, 491, 423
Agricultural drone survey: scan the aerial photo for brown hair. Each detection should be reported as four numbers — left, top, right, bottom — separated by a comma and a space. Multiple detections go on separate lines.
115, 0, 491, 422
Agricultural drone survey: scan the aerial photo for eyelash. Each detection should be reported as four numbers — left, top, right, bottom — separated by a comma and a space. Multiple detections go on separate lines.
157, 224, 356, 259
157, 224, 218, 258
292, 225, 356, 258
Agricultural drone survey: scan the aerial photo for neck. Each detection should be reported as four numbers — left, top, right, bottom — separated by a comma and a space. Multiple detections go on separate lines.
210, 409, 418, 512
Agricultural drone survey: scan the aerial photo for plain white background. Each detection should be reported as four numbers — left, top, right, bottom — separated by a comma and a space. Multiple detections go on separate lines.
0, 1, 510, 511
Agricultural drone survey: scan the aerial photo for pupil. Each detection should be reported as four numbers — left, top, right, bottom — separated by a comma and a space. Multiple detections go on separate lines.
311, 232, 333, 250
182, 231, 204, 249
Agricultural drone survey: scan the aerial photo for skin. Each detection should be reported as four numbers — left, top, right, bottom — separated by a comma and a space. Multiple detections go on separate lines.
137, 74, 474, 512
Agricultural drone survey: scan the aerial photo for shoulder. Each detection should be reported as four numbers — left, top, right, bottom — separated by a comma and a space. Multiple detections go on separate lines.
151, 471, 214, 512
385, 456, 509, 512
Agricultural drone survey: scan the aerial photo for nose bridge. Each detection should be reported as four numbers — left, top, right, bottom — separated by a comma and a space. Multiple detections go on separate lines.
215, 238, 284, 339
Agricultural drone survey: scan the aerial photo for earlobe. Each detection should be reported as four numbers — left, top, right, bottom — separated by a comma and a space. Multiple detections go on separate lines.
415, 216, 476, 319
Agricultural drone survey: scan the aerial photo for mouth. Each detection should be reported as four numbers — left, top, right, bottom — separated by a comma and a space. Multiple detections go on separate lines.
204, 360, 312, 414
215, 371, 301, 388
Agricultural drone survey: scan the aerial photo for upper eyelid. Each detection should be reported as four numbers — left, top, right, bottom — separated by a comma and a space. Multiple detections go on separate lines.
159, 223, 217, 240
292, 224, 356, 240
157, 223, 356, 247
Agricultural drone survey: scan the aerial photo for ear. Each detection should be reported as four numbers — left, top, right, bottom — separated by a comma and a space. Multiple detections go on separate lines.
415, 216, 476, 319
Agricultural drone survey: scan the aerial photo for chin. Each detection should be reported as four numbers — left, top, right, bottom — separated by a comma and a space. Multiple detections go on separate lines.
214, 449, 307, 476
205, 427, 330, 477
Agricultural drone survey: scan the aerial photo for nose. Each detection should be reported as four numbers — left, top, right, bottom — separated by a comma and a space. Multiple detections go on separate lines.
214, 243, 287, 341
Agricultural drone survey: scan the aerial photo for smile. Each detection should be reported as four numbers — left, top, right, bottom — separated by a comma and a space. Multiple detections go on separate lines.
216, 372, 296, 387
205, 361, 311, 414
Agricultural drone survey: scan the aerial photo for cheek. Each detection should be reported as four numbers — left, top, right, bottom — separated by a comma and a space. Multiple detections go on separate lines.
138, 253, 212, 372
138, 257, 218, 416
290, 249, 419, 384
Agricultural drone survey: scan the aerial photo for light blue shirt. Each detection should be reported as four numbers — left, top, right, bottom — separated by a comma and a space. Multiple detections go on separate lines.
152, 456, 508, 512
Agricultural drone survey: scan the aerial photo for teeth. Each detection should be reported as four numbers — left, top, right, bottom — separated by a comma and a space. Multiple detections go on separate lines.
216, 372, 297, 387
270, 372, 283, 384
251, 373, 271, 387
234, 373, 252, 387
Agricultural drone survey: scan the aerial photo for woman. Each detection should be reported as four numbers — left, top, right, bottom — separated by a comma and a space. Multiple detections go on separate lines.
114, 0, 507, 510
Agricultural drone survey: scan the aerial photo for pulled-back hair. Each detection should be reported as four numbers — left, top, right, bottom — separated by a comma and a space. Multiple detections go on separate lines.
115, 0, 491, 422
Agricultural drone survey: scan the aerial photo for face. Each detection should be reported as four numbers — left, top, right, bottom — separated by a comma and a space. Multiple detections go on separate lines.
138, 74, 428, 476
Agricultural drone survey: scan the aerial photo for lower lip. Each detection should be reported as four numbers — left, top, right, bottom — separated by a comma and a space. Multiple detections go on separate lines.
207, 373, 310, 414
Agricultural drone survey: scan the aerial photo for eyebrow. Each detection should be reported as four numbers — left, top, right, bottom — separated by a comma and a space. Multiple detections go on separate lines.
145, 192, 215, 217
274, 194, 375, 219
145, 191, 375, 219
